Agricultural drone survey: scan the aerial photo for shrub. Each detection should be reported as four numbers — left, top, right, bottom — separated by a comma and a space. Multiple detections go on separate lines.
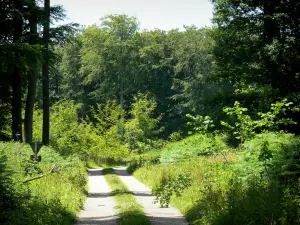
221, 100, 296, 143
134, 131, 300, 225
33, 101, 93, 157
154, 173, 192, 208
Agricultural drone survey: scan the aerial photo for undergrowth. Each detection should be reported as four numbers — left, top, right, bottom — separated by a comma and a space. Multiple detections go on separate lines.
133, 132, 300, 225
0, 142, 87, 225
159, 133, 232, 163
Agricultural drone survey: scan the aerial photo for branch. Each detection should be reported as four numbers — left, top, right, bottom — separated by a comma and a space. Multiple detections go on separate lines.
23, 164, 57, 184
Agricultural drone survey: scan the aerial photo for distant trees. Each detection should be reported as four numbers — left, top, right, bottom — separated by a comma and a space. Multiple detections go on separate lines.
2, 1, 300, 142
58, 16, 215, 137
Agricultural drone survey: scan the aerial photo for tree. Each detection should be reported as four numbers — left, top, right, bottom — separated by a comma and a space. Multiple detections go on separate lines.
24, 0, 39, 143
211, 0, 300, 130
42, 0, 50, 145
211, 0, 300, 100
100, 14, 140, 126
11, 0, 24, 141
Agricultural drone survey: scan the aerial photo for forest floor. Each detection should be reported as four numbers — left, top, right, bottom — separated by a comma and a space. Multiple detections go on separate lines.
75, 167, 189, 225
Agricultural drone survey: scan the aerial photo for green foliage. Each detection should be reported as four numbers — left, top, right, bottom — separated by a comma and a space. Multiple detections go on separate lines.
168, 131, 183, 142
257, 99, 296, 131
160, 133, 232, 163
134, 156, 234, 224
240, 132, 300, 180
154, 173, 191, 208
125, 93, 161, 152
186, 114, 214, 135
0, 151, 16, 223
221, 100, 296, 143
221, 101, 257, 142
92, 100, 122, 135
212, 0, 300, 100
0, 142, 87, 225
57, 19, 218, 137
33, 101, 93, 157
133, 128, 300, 225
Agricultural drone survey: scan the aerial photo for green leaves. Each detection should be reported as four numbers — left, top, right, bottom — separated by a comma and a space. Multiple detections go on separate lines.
186, 114, 214, 135
221, 100, 296, 143
154, 173, 192, 208
125, 93, 161, 152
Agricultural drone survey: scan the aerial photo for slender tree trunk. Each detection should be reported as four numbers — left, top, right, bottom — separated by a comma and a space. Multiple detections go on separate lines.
42, 0, 50, 145
263, 0, 280, 91
24, 0, 38, 143
12, 0, 23, 141
120, 78, 124, 137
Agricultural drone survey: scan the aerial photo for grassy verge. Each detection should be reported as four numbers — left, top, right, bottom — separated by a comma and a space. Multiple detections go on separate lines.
133, 132, 300, 225
102, 168, 151, 225
0, 142, 87, 225
133, 155, 234, 224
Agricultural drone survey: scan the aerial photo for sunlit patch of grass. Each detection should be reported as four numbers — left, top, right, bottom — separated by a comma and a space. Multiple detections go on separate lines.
102, 168, 151, 225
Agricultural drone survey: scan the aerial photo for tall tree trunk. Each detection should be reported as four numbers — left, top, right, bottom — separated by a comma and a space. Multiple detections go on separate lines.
24, 0, 38, 143
42, 0, 50, 145
12, 0, 23, 141
263, 0, 281, 91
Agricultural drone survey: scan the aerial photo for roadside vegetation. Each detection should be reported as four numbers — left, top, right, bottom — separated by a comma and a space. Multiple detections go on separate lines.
133, 102, 300, 225
0, 142, 86, 225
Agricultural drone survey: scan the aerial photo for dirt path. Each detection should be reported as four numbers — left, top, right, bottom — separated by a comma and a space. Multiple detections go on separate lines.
76, 167, 189, 225
75, 168, 118, 225
114, 167, 190, 225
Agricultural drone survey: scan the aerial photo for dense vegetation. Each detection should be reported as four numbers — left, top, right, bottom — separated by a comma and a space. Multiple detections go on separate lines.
1, 0, 300, 224
0, 143, 86, 225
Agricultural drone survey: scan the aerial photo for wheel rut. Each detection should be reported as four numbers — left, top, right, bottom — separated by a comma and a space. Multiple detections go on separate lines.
75, 168, 117, 225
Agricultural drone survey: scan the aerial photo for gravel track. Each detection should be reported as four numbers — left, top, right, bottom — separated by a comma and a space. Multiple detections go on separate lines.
75, 167, 189, 225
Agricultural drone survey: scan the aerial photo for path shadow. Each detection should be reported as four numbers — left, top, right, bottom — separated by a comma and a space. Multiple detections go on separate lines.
113, 168, 131, 176
88, 169, 102, 176
148, 216, 192, 225
76, 216, 191, 225
75, 216, 117, 225
88, 191, 152, 198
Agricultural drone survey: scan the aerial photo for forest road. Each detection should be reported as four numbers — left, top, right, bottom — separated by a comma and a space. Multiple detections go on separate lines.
75, 167, 189, 225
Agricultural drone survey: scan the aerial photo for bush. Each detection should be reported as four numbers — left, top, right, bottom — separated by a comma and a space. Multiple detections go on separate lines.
33, 101, 93, 157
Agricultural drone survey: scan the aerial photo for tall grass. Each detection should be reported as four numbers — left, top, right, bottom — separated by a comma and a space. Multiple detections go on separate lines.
0, 142, 87, 225
133, 132, 300, 225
